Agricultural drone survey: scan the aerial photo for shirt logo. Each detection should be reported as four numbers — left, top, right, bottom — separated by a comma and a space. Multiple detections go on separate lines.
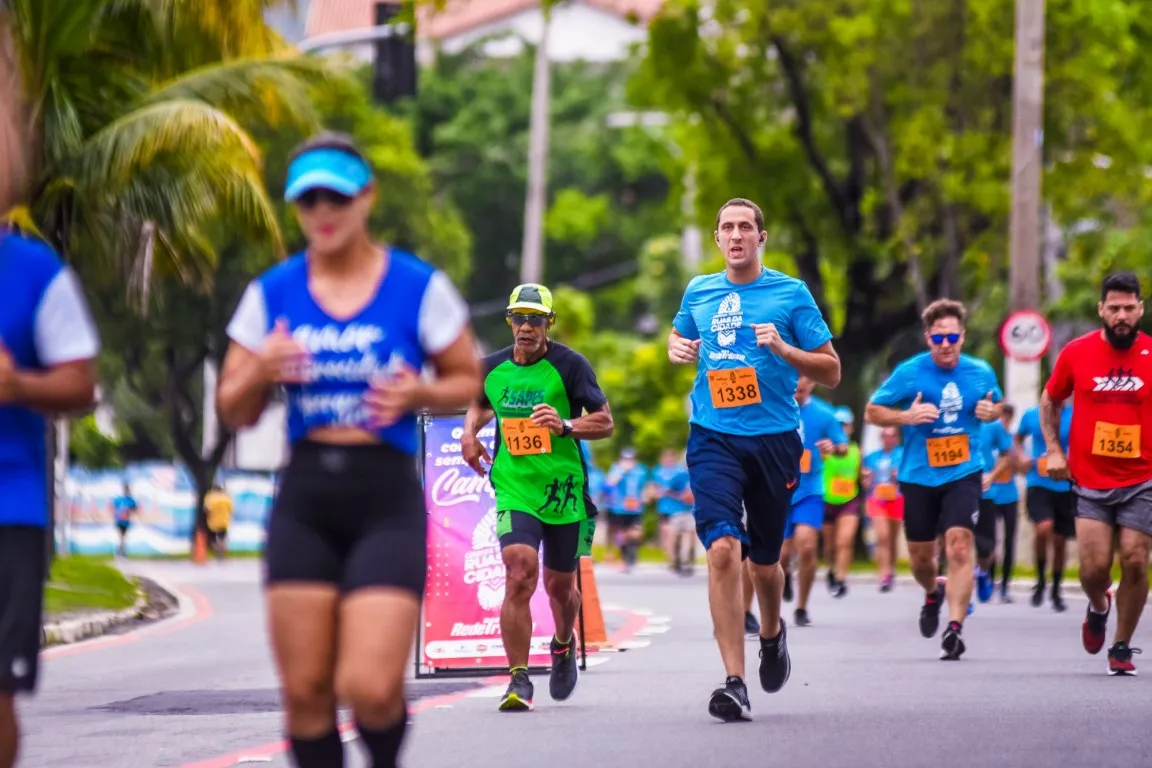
1092, 368, 1144, 392
940, 382, 962, 424
710, 292, 742, 348
498, 387, 545, 410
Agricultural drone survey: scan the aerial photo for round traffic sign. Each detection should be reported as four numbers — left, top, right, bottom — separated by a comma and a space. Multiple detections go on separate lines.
999, 309, 1051, 362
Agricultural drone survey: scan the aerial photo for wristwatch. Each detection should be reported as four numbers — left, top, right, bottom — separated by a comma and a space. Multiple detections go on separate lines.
560, 419, 573, 437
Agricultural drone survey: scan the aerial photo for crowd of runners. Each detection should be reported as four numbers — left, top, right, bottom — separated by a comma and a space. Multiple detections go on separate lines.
1, 131, 1149, 768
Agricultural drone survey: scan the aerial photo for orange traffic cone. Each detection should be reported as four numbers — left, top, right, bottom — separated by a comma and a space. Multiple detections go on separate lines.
192, 528, 207, 565
576, 556, 609, 648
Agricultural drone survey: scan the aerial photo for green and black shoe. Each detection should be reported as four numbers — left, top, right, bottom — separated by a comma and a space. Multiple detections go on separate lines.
498, 668, 534, 712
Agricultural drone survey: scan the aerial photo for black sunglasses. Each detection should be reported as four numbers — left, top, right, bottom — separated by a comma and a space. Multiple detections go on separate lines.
295, 188, 355, 210
509, 313, 548, 327
929, 333, 961, 345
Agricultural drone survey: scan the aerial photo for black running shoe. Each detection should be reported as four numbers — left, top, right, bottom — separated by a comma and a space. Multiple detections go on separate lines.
1107, 642, 1141, 676
940, 621, 966, 660
919, 577, 946, 638
1030, 582, 1045, 607
758, 619, 791, 693
744, 611, 761, 637
1051, 589, 1067, 613
708, 676, 752, 722
794, 607, 811, 627
548, 634, 579, 701
498, 669, 534, 712
783, 570, 794, 602
826, 568, 836, 592
831, 580, 848, 599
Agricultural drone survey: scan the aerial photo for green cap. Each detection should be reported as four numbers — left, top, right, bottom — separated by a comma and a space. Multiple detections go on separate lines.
507, 283, 553, 314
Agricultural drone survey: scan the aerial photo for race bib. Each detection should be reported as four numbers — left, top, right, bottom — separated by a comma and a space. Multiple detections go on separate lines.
1092, 422, 1140, 459
707, 367, 762, 409
623, 497, 640, 512
799, 449, 812, 474
1037, 456, 1049, 477
502, 418, 552, 456
993, 464, 1013, 483
926, 435, 970, 468
874, 482, 898, 501
830, 478, 856, 497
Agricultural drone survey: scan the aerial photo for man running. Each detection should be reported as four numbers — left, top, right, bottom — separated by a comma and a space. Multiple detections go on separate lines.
780, 376, 847, 626
648, 448, 695, 574
1016, 399, 1074, 611
977, 404, 1017, 603
462, 283, 613, 710
1042, 271, 1152, 675
865, 298, 1002, 660
822, 406, 861, 598
0, 228, 100, 768
668, 198, 840, 721
604, 448, 648, 569
862, 426, 905, 592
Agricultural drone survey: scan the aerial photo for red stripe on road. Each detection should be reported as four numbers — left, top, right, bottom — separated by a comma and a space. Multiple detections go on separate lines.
178, 608, 652, 768
43, 586, 212, 659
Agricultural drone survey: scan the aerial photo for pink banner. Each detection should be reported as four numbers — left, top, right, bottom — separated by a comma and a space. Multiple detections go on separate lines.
420, 414, 556, 672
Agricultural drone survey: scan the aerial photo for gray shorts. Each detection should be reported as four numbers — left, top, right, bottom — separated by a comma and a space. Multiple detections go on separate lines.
1074, 478, 1152, 536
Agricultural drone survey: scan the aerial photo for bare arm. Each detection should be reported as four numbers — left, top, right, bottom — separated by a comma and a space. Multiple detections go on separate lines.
571, 402, 613, 440
12, 359, 97, 413
775, 340, 841, 389
989, 452, 1012, 478
416, 330, 483, 412
1039, 390, 1066, 457
463, 402, 495, 438
216, 343, 273, 431
864, 403, 906, 427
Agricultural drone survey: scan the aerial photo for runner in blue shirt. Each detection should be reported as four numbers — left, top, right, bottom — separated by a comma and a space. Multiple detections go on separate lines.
977, 404, 1019, 604
865, 298, 1002, 661
0, 229, 100, 767
647, 448, 696, 575
1015, 400, 1074, 612
111, 482, 139, 558
780, 377, 848, 627
668, 198, 840, 722
604, 448, 649, 570
862, 427, 906, 592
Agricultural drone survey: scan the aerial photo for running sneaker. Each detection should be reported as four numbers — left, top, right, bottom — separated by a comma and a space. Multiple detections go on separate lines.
999, 590, 1015, 604
1082, 589, 1113, 655
919, 577, 947, 638
880, 573, 895, 593
708, 675, 752, 722
975, 567, 994, 603
1107, 642, 1141, 676
831, 580, 848, 599
783, 570, 794, 602
758, 618, 791, 693
744, 611, 761, 637
1030, 582, 1045, 607
794, 607, 811, 627
499, 669, 534, 712
548, 634, 579, 701
1051, 588, 1067, 613
940, 621, 966, 660
826, 568, 837, 592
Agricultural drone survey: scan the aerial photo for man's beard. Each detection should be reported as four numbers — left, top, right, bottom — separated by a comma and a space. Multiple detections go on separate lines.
1104, 321, 1138, 350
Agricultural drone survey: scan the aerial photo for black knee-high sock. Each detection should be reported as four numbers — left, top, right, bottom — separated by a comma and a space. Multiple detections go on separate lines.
290, 730, 345, 768
1052, 568, 1063, 593
989, 560, 998, 585
1036, 557, 1047, 587
357, 716, 408, 768
1001, 510, 1017, 589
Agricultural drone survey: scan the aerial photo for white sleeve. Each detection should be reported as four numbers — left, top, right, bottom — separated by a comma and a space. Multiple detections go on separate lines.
34, 267, 101, 365
226, 282, 269, 353
418, 271, 470, 355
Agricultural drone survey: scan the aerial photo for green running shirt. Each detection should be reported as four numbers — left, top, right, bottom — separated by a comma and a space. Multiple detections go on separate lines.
478, 341, 607, 525
823, 442, 861, 504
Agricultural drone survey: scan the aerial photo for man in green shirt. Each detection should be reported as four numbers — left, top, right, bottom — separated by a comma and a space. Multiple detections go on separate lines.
821, 407, 862, 597
462, 283, 614, 713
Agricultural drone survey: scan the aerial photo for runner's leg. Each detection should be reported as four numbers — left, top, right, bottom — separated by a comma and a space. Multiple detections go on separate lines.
834, 502, 859, 583
541, 522, 583, 701
871, 508, 893, 579
0, 695, 13, 768
500, 542, 542, 669
944, 528, 976, 623
999, 503, 1018, 597
1075, 517, 1115, 613
793, 524, 819, 612
0, 527, 45, 768
1115, 526, 1150, 645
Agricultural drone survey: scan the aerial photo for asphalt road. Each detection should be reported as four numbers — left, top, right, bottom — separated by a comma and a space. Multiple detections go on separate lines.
19, 560, 1152, 768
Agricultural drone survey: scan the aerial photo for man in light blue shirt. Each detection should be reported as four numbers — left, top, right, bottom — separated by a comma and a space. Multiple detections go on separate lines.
978, 404, 1018, 604
865, 298, 1002, 661
668, 198, 840, 722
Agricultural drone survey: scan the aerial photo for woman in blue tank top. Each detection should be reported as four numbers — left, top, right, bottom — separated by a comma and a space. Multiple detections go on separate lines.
216, 131, 481, 768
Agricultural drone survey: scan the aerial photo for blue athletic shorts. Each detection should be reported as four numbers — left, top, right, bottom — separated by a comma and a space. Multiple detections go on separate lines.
783, 493, 825, 540
686, 424, 802, 565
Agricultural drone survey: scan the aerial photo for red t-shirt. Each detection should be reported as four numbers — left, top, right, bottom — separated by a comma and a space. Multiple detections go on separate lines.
1045, 330, 1152, 490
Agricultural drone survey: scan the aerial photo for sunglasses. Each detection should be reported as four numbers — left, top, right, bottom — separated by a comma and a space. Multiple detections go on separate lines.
929, 333, 961, 345
295, 188, 355, 210
509, 313, 548, 327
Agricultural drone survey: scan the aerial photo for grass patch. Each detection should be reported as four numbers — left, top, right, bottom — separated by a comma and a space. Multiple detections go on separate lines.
45, 556, 139, 615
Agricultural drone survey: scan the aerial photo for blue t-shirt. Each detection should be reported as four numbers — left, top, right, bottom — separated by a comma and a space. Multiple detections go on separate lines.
112, 495, 138, 525
796, 396, 848, 502
980, 421, 1018, 504
863, 447, 904, 499
606, 463, 649, 515
673, 268, 832, 437
226, 249, 469, 456
650, 464, 692, 515
0, 233, 100, 527
869, 352, 1003, 488
1016, 405, 1072, 492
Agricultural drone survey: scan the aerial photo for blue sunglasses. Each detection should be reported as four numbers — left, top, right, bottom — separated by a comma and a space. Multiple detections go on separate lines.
930, 333, 961, 345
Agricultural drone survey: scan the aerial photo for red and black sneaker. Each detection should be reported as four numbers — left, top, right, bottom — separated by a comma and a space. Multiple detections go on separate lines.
1081, 589, 1112, 655
1107, 642, 1141, 676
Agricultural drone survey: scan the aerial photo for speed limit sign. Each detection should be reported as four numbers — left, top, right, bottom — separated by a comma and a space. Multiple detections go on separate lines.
999, 310, 1052, 362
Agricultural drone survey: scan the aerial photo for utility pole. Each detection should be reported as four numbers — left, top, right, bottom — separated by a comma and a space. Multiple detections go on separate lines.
520, 12, 551, 285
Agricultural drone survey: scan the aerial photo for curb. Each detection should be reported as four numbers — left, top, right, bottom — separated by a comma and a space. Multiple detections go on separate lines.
42, 590, 148, 647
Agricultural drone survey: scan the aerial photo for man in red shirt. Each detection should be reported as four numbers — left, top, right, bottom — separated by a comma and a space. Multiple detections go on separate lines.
1042, 271, 1151, 676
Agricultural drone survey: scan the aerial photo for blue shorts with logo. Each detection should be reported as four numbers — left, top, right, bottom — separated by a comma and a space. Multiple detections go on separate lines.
783, 493, 825, 540
686, 424, 802, 565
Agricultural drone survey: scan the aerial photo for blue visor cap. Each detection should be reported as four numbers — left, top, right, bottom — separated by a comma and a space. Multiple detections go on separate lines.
284, 148, 372, 202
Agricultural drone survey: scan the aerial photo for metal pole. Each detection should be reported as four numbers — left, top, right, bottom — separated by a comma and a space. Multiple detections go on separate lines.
519, 13, 552, 285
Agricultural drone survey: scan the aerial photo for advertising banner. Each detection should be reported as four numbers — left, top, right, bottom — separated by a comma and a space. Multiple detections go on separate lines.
419, 414, 556, 673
